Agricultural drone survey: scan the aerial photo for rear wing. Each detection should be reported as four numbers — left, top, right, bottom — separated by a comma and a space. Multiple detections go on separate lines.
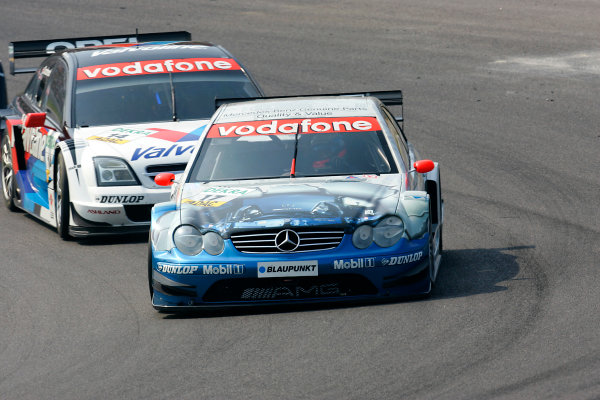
216, 90, 403, 108
8, 30, 191, 75
216, 90, 404, 123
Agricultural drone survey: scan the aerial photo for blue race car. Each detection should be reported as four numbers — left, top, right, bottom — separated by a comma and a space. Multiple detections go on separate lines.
148, 91, 443, 311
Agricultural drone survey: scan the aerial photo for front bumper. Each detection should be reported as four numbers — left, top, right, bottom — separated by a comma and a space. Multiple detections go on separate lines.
150, 234, 432, 311
69, 186, 171, 237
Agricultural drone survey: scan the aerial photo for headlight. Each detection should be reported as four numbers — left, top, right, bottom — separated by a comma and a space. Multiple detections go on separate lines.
94, 157, 140, 186
203, 231, 224, 255
352, 224, 373, 249
373, 216, 404, 247
173, 225, 203, 256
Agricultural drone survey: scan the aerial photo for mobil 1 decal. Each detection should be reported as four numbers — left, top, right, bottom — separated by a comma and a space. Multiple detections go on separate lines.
77, 58, 241, 80
207, 117, 382, 138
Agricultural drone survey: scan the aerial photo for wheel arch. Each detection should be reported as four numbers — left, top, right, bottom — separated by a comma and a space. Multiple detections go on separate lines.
424, 162, 442, 226
54, 138, 95, 207
54, 139, 76, 184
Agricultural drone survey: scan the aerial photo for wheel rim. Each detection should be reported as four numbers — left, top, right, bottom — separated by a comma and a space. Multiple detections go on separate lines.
1, 139, 13, 201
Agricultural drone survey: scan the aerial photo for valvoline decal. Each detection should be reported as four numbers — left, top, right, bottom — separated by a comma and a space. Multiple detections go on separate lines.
128, 126, 205, 160
88, 126, 206, 162
131, 144, 194, 161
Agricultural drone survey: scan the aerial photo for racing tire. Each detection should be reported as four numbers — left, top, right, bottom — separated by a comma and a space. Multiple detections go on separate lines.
426, 206, 436, 294
1, 134, 18, 211
437, 174, 443, 255
55, 152, 71, 240
147, 238, 154, 300
437, 223, 443, 256
426, 172, 443, 255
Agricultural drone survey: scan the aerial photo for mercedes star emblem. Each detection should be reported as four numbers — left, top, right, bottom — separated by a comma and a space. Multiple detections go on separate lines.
274, 229, 300, 252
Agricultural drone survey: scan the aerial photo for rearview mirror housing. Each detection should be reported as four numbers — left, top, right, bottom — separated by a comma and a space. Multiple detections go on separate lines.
23, 112, 46, 128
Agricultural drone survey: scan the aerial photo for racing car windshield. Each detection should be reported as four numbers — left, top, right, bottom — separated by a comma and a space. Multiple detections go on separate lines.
188, 120, 398, 182
74, 71, 260, 127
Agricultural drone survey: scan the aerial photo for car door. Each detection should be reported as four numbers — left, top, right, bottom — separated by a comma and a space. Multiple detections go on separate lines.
20, 58, 67, 214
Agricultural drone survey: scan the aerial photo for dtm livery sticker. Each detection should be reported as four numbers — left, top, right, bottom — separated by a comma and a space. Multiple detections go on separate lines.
182, 186, 256, 208
207, 117, 381, 138
77, 58, 242, 80
90, 44, 211, 57
333, 257, 375, 270
87, 127, 156, 144
241, 283, 344, 300
182, 198, 226, 208
45, 37, 138, 53
89, 126, 205, 146
257, 260, 319, 278
219, 102, 373, 122
95, 195, 145, 204
87, 209, 121, 215
157, 263, 244, 275
131, 144, 195, 161
23, 126, 60, 167
333, 253, 424, 269
345, 175, 380, 180
381, 252, 424, 266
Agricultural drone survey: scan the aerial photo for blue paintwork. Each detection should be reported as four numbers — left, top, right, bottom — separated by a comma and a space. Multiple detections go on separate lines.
150, 202, 431, 309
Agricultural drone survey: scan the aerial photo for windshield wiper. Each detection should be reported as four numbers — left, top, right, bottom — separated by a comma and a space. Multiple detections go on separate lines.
290, 126, 299, 177
168, 73, 178, 121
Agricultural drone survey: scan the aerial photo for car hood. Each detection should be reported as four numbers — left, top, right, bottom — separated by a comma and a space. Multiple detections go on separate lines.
175, 175, 428, 235
76, 120, 210, 160
74, 120, 209, 186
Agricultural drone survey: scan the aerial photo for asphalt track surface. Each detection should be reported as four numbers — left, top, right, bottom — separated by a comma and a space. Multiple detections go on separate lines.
1, 1, 599, 399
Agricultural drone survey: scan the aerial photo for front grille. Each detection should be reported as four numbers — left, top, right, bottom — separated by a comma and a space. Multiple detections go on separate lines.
203, 274, 377, 302
230, 228, 344, 253
124, 204, 153, 222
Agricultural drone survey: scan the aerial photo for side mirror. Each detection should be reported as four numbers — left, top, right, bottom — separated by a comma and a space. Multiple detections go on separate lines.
23, 112, 46, 128
155, 172, 176, 187
413, 159, 435, 174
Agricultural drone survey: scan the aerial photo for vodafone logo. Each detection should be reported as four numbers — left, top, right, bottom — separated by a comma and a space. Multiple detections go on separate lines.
207, 117, 381, 138
76, 58, 241, 80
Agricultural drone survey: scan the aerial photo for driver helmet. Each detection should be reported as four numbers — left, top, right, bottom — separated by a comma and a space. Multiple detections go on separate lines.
310, 135, 347, 169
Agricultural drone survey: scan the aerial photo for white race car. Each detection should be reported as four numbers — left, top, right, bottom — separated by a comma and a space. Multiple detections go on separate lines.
0, 31, 263, 238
